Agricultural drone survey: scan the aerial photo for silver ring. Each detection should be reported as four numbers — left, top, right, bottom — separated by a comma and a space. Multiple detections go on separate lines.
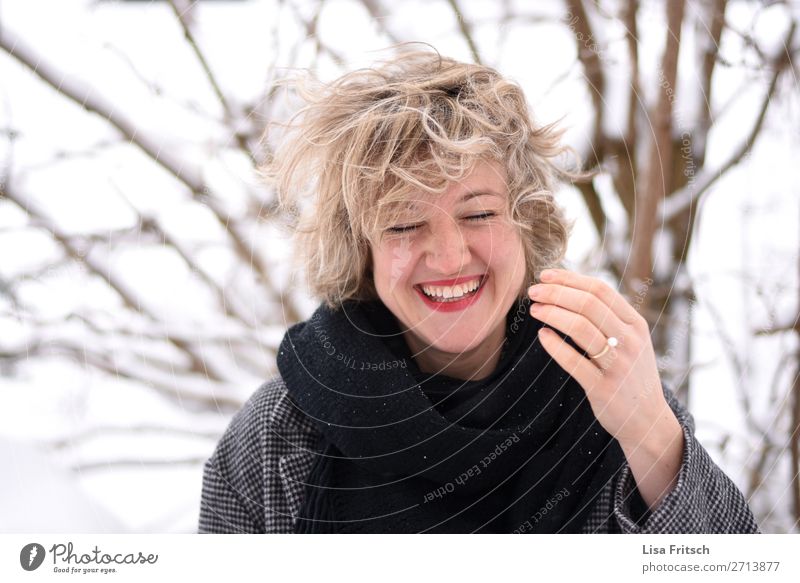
590, 336, 618, 359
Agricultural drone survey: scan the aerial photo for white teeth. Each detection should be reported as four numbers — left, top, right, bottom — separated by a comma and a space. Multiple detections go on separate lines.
420, 277, 483, 300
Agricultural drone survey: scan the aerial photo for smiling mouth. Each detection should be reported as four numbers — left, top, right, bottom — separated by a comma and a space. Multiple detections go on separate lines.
414, 273, 488, 303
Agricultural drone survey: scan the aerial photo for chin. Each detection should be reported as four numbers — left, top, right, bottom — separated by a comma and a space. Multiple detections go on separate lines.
413, 321, 491, 354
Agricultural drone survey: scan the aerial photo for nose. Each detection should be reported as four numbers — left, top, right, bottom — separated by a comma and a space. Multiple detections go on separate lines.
424, 219, 472, 276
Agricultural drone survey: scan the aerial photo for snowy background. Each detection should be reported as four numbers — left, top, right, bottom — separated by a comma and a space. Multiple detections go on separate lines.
0, 0, 798, 533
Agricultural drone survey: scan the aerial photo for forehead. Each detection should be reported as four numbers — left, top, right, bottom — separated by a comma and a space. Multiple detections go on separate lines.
388, 190, 503, 220
401, 161, 508, 205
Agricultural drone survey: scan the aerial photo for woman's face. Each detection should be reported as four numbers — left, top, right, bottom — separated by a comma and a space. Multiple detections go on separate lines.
370, 159, 527, 357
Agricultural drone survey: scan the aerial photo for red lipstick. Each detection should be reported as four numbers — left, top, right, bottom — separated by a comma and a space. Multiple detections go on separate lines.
416, 274, 485, 286
414, 274, 487, 313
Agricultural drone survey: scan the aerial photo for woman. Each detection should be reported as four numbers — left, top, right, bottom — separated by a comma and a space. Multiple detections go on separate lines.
198, 49, 759, 534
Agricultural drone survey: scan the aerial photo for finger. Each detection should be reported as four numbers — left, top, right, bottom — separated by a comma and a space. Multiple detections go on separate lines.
528, 283, 626, 340
540, 269, 641, 325
530, 302, 609, 359
537, 326, 603, 391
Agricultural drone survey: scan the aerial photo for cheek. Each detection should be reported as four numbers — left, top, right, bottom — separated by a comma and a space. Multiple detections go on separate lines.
481, 230, 526, 296
372, 239, 418, 291
476, 226, 524, 265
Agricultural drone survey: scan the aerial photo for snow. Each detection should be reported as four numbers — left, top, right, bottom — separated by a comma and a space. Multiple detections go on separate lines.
0, 438, 126, 533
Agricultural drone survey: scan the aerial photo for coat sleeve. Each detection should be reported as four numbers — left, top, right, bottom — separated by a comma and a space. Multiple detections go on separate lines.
611, 384, 760, 533
198, 389, 268, 534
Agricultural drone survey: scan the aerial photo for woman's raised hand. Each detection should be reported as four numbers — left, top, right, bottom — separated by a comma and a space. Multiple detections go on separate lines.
528, 268, 684, 509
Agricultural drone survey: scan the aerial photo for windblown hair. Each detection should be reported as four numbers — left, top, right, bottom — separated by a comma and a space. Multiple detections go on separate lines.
260, 47, 582, 310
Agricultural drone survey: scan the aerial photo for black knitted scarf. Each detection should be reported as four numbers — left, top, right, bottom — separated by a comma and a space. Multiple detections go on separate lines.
277, 295, 629, 533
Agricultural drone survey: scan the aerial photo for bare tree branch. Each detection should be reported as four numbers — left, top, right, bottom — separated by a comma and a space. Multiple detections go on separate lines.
563, 0, 612, 246
0, 182, 229, 382
628, 0, 685, 300
0, 340, 244, 413
702, 289, 773, 440
695, 0, 727, 166
573, 180, 609, 249
791, 223, 800, 524
166, 0, 254, 157
0, 27, 203, 190
71, 457, 208, 473
0, 26, 304, 324
287, 0, 346, 68
756, 322, 800, 336
565, 0, 605, 159
111, 183, 259, 330
358, 0, 402, 45
610, 0, 640, 220
661, 21, 796, 223
50, 424, 223, 449
747, 348, 798, 497
446, 0, 482, 65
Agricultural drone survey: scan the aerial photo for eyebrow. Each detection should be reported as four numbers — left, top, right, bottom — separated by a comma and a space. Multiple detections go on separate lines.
392, 190, 503, 223
459, 190, 503, 202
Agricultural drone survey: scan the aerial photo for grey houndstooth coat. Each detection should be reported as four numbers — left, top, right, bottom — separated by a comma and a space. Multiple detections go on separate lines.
198, 376, 760, 533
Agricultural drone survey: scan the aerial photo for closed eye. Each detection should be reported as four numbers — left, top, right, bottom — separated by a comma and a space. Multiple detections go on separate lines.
466, 212, 495, 222
387, 212, 496, 234
387, 224, 420, 234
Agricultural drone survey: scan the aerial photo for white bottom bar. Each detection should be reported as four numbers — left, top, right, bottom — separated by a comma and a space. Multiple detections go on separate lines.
1, 534, 797, 582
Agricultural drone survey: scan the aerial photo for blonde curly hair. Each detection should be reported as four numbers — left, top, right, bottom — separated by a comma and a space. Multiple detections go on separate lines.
260, 47, 580, 310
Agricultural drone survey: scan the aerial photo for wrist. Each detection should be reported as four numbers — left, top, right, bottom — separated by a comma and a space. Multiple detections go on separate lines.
619, 406, 683, 459
618, 409, 685, 510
